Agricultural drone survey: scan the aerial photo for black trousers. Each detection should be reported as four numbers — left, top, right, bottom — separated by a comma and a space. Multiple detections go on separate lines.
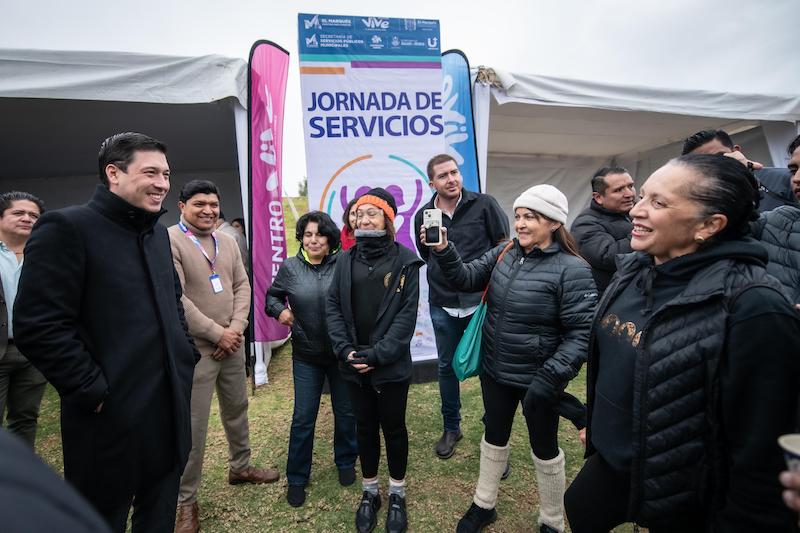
62, 381, 180, 533
346, 380, 410, 480
480, 372, 559, 459
96, 465, 181, 533
565, 452, 705, 533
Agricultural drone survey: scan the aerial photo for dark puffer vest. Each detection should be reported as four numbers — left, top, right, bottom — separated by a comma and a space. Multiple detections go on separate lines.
585, 240, 786, 526
751, 204, 800, 303
434, 239, 597, 388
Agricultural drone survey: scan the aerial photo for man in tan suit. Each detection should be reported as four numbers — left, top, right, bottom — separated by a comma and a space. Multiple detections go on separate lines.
168, 180, 278, 533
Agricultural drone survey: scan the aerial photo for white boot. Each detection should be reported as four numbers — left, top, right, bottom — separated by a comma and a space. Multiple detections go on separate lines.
472, 435, 510, 510
532, 448, 565, 532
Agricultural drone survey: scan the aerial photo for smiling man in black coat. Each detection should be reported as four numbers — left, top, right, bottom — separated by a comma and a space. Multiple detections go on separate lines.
13, 132, 199, 532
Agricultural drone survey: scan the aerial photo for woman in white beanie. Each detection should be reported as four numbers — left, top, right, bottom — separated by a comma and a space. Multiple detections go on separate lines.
422, 184, 598, 533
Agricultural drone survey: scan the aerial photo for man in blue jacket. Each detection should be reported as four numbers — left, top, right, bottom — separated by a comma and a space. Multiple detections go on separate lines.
414, 154, 509, 459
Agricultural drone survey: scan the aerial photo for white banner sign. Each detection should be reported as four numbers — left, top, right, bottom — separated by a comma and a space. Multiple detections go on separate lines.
298, 13, 446, 361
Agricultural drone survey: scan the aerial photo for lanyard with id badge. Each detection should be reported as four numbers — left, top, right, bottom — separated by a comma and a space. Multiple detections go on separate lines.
178, 220, 223, 294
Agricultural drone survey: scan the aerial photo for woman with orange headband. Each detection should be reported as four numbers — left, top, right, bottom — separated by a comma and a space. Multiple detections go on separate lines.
327, 187, 424, 533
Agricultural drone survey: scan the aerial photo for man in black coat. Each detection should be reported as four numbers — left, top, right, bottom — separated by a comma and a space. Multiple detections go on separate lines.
413, 154, 509, 460
570, 166, 635, 294
13, 132, 199, 532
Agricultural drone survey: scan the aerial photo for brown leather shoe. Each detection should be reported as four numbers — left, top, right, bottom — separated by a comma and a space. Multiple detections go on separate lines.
228, 465, 280, 485
175, 502, 200, 533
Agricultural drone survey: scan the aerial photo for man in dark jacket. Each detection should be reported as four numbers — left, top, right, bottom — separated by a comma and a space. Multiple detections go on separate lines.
751, 134, 800, 303
413, 154, 509, 460
13, 132, 199, 532
0, 191, 47, 448
682, 128, 796, 212
570, 166, 635, 294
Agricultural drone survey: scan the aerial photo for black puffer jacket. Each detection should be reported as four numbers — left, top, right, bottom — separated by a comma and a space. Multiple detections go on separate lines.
326, 242, 423, 387
585, 240, 800, 530
570, 200, 633, 293
265, 249, 338, 365
751, 204, 800, 302
433, 239, 597, 389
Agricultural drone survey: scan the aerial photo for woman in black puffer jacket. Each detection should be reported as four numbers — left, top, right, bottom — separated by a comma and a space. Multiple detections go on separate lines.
424, 184, 597, 533
266, 211, 357, 508
565, 155, 800, 533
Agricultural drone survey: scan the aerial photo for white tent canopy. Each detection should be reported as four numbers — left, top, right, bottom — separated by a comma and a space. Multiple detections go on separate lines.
473, 68, 800, 227
0, 48, 249, 220
0, 48, 280, 385
0, 48, 246, 105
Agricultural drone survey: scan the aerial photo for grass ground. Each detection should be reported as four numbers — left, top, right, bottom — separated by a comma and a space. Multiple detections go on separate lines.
36, 359, 602, 532
33, 197, 638, 531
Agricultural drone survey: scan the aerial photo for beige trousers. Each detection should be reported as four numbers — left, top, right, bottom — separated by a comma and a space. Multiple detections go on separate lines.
178, 348, 251, 504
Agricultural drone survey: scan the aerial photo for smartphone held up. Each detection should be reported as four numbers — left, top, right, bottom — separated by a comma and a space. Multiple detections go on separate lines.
423, 208, 443, 247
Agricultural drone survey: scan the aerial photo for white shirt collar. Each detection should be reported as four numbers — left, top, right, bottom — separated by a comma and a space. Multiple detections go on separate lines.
434, 192, 462, 216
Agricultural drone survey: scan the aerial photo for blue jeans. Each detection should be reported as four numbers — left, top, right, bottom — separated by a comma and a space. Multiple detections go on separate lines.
286, 359, 358, 486
429, 304, 472, 433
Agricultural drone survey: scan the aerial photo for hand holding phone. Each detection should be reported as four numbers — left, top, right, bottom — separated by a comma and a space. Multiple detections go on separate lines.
422, 208, 443, 247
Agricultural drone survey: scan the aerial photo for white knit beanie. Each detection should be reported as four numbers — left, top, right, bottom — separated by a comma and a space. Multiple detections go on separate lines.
512, 184, 568, 224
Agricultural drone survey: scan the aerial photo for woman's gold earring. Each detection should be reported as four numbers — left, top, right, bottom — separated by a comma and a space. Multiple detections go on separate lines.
694, 234, 705, 244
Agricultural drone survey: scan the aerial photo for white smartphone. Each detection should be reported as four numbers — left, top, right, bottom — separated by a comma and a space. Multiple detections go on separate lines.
423, 208, 443, 246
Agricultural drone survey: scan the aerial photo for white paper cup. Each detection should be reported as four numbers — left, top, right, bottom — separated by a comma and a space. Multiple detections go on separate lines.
778, 434, 800, 472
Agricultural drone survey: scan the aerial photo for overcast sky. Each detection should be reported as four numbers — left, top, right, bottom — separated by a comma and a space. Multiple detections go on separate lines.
1, 0, 795, 194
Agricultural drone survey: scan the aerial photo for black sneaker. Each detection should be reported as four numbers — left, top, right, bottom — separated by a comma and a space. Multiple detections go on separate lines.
385, 493, 408, 533
435, 430, 463, 459
456, 502, 497, 533
339, 466, 357, 486
286, 484, 306, 507
356, 490, 381, 533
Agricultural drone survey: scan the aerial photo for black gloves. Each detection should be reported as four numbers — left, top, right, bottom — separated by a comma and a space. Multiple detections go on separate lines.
523, 369, 563, 417
558, 392, 587, 430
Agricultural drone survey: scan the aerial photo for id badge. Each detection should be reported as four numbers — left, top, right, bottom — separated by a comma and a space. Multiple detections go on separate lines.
210, 274, 224, 294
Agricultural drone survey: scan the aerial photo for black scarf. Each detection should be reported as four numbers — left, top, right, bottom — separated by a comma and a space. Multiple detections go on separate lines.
354, 230, 394, 261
